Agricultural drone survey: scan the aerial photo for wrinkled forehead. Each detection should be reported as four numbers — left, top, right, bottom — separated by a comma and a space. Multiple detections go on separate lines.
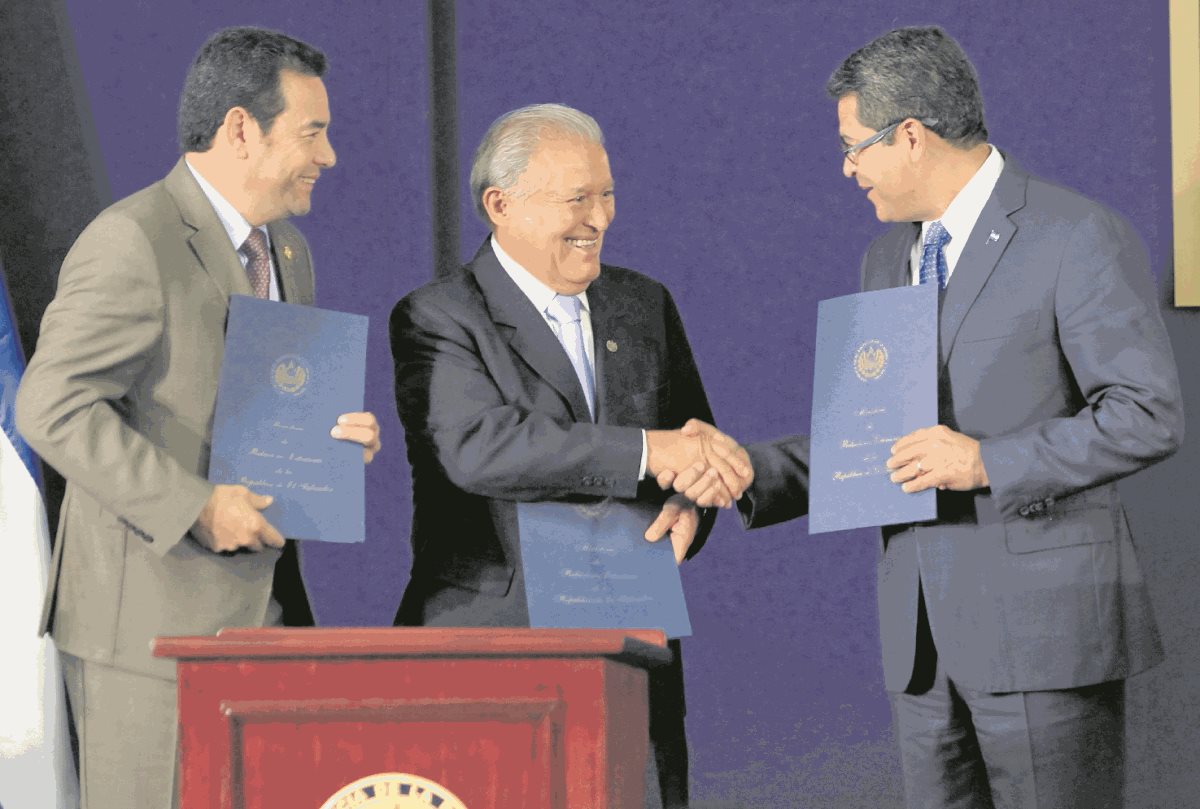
519, 137, 612, 192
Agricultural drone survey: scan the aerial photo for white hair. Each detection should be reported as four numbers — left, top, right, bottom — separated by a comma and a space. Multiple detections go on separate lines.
469, 103, 605, 225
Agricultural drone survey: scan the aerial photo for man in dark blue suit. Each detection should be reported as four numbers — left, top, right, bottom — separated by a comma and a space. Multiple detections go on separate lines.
682, 26, 1182, 809
389, 103, 751, 808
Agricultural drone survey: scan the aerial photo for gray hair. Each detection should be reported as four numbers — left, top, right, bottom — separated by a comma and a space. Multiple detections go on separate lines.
826, 26, 987, 148
469, 103, 605, 225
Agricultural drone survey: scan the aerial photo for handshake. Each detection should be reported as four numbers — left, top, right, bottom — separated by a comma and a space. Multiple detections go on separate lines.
646, 419, 754, 509
642, 419, 754, 561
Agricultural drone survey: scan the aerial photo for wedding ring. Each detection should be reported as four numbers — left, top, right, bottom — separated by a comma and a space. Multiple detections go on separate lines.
915, 460, 924, 474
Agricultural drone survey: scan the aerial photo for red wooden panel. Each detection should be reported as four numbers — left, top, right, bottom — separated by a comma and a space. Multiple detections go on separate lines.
167, 646, 652, 809
222, 698, 564, 808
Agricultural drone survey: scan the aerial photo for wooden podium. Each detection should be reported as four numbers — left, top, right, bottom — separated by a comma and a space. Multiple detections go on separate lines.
153, 627, 670, 809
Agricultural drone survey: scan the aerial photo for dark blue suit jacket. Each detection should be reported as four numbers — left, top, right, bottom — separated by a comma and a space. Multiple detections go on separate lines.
390, 242, 716, 627
742, 156, 1182, 693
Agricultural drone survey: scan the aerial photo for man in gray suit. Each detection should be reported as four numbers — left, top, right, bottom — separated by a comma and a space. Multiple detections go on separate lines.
16, 27, 380, 809
390, 103, 750, 809
680, 26, 1182, 809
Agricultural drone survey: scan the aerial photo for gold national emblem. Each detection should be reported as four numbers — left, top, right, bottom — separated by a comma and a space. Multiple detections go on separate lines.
318, 772, 468, 809
853, 340, 888, 381
272, 355, 309, 395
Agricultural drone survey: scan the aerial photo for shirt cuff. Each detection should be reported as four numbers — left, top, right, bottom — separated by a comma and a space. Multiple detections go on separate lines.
639, 429, 649, 478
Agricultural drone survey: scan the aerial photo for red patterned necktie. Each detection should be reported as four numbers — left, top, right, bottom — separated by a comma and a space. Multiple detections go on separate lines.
239, 229, 271, 299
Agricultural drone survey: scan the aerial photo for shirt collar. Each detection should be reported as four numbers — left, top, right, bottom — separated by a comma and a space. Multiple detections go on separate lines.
490, 236, 590, 315
921, 145, 1004, 246
184, 158, 269, 253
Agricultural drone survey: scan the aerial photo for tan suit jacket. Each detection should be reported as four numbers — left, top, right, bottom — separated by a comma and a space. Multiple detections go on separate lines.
17, 158, 315, 680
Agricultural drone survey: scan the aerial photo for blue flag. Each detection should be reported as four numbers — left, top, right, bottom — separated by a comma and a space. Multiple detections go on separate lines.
0, 267, 79, 808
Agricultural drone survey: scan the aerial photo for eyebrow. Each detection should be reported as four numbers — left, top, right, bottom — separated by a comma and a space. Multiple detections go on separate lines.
301, 119, 329, 131
566, 183, 615, 193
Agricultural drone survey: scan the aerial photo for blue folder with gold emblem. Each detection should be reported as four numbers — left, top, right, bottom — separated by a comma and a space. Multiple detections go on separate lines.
517, 500, 692, 638
209, 295, 368, 542
809, 284, 938, 533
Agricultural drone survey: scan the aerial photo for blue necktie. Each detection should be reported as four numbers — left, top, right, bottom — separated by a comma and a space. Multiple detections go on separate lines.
919, 221, 951, 289
545, 294, 596, 419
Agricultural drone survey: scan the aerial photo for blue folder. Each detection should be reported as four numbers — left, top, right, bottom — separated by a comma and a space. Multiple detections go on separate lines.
517, 500, 692, 638
809, 284, 938, 534
208, 295, 368, 542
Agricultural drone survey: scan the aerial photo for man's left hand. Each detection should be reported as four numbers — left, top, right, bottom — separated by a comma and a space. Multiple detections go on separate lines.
331, 411, 382, 463
887, 425, 988, 493
644, 494, 700, 564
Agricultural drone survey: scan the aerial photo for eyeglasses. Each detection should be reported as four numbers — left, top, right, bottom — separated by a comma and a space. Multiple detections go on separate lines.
841, 118, 939, 165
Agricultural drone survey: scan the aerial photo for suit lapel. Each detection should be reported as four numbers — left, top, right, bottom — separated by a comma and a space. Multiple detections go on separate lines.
469, 244, 593, 421
586, 272, 633, 425
267, 223, 306, 304
865, 223, 918, 292
938, 159, 1027, 366
163, 159, 254, 303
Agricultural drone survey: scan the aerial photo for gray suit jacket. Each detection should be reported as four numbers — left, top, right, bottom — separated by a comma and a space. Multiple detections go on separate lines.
390, 243, 716, 626
17, 158, 315, 680
742, 156, 1183, 693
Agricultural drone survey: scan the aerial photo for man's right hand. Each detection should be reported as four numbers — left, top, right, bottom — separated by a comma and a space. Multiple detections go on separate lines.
656, 419, 755, 508
646, 422, 754, 508
190, 484, 285, 553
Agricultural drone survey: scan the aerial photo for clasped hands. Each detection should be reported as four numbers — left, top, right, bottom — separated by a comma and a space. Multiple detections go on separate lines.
643, 419, 754, 563
191, 411, 381, 554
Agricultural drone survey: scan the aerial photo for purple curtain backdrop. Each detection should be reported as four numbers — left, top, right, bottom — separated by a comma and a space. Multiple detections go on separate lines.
55, 0, 1190, 805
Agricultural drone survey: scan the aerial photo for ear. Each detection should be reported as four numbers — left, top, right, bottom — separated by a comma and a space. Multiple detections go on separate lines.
220, 106, 258, 159
481, 186, 508, 228
900, 118, 927, 162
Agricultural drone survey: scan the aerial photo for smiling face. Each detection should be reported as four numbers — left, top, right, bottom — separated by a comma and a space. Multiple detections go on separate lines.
838, 94, 924, 223
488, 136, 615, 295
243, 69, 336, 225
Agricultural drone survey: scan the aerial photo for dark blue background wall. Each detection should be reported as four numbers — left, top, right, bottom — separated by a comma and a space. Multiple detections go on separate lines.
53, 1, 1195, 805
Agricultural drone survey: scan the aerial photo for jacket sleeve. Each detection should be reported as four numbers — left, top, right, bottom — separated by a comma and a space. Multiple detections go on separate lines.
391, 290, 644, 501
978, 208, 1183, 518
738, 435, 811, 529
15, 214, 213, 555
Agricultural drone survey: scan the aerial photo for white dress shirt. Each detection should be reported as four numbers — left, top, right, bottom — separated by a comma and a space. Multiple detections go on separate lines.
185, 159, 281, 301
490, 237, 649, 478
909, 146, 1005, 285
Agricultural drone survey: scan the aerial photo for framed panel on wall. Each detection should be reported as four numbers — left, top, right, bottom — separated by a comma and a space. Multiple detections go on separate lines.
1172, 0, 1200, 304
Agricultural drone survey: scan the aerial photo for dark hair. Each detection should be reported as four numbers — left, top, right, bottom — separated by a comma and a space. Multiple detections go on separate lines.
177, 26, 327, 153
826, 26, 988, 148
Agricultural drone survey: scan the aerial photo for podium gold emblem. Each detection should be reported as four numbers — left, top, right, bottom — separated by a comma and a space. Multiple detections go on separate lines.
853, 340, 888, 381
318, 772, 468, 808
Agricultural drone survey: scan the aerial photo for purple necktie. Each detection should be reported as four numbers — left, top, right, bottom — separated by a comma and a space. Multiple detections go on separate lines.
239, 229, 271, 299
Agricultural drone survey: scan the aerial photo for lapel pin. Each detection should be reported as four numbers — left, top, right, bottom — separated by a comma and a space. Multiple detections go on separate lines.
606, 340, 618, 353
987, 230, 1000, 244
282, 245, 294, 261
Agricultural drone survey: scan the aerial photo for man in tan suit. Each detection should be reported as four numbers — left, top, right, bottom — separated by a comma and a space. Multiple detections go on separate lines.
15, 27, 380, 809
